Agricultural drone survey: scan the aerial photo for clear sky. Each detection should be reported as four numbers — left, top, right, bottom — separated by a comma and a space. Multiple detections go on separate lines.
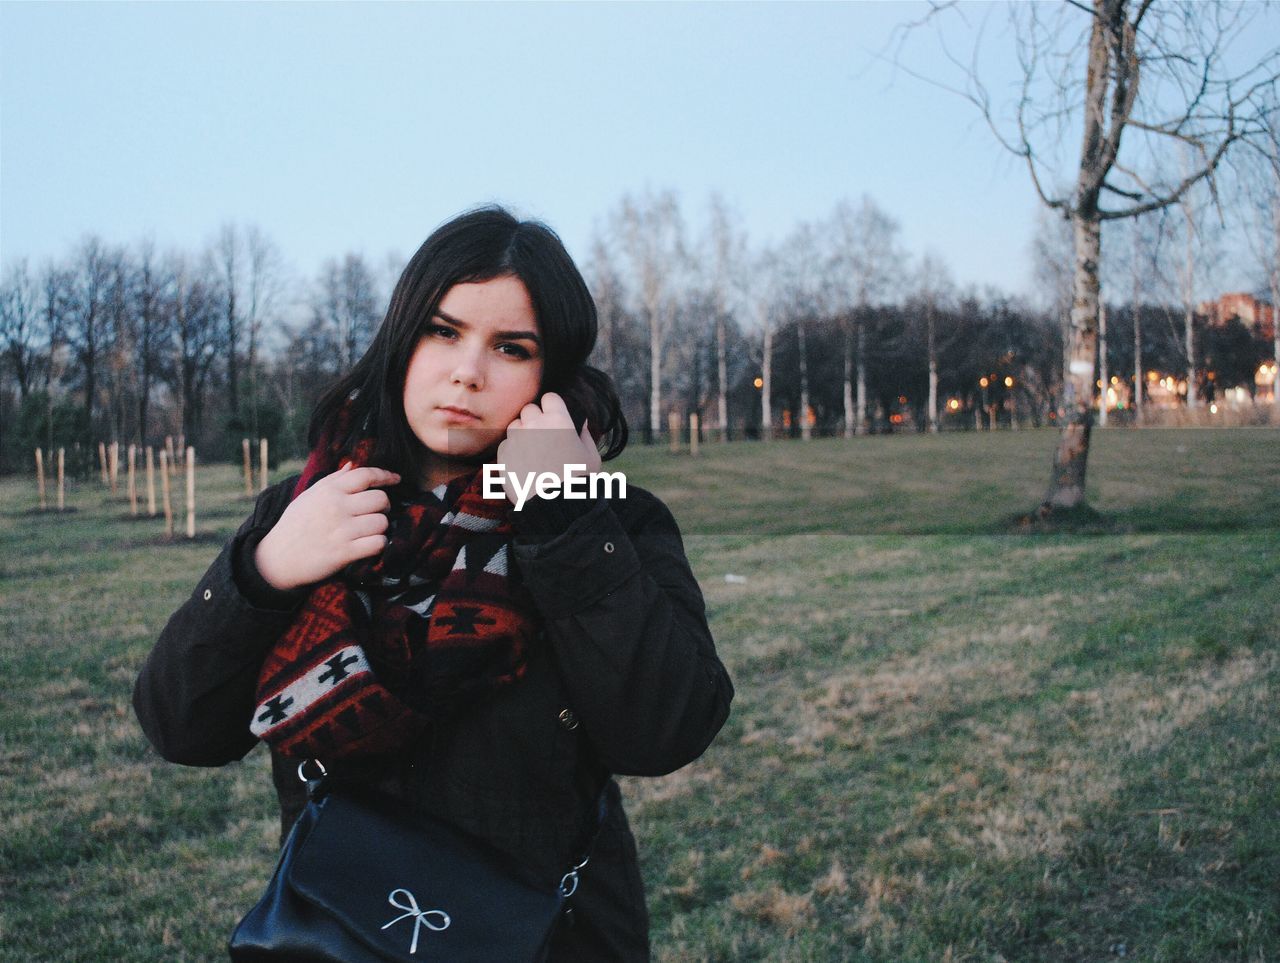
0, 1, 1268, 303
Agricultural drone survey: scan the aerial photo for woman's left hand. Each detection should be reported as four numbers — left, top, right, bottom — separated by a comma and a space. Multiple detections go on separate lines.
495, 392, 601, 506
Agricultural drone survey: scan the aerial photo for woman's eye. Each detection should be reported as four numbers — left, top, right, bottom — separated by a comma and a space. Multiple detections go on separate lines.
498, 343, 532, 360
426, 324, 457, 339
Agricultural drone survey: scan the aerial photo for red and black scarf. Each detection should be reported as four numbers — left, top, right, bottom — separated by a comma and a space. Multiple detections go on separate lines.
250, 424, 535, 760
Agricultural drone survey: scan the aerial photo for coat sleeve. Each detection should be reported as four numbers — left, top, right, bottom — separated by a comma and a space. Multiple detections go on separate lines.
132, 479, 304, 767
512, 488, 733, 777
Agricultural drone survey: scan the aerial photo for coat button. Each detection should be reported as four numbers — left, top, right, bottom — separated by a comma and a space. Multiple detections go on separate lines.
558, 708, 579, 731
203, 589, 212, 601
603, 542, 614, 554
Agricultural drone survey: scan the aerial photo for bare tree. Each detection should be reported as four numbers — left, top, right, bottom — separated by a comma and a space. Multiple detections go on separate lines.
914, 252, 956, 432
66, 236, 114, 432
1237, 107, 1280, 417
703, 194, 749, 442
745, 245, 783, 439
776, 223, 827, 440
1265, 158, 1280, 420
215, 224, 245, 416
1118, 214, 1165, 424
244, 227, 286, 438
1178, 195, 1201, 408
104, 248, 134, 442
0, 259, 42, 400
133, 239, 172, 444
315, 254, 380, 373
585, 232, 624, 382
169, 255, 221, 443
828, 197, 901, 437
1031, 205, 1075, 347
902, 1, 1280, 512
39, 264, 73, 454
612, 191, 686, 441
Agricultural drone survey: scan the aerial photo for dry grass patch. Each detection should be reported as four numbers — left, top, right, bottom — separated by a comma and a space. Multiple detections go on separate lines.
619, 761, 722, 814
730, 885, 816, 935
931, 650, 1274, 860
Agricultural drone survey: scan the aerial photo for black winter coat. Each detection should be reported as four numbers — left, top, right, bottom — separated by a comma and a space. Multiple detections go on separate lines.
133, 476, 733, 961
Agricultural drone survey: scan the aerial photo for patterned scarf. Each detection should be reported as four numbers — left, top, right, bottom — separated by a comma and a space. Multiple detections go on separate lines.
250, 423, 536, 760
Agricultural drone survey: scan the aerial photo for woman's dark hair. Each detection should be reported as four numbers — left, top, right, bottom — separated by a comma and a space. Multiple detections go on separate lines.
309, 206, 628, 481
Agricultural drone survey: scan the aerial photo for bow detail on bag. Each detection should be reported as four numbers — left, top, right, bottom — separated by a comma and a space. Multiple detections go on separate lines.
381, 888, 451, 954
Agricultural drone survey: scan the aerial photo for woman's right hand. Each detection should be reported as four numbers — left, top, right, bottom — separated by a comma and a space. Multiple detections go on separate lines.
254, 464, 401, 591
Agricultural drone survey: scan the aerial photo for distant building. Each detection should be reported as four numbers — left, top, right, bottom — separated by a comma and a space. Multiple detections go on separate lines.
1196, 292, 1275, 341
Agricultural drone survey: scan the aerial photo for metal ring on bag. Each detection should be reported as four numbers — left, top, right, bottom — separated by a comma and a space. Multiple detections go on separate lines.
297, 759, 328, 783
560, 870, 580, 899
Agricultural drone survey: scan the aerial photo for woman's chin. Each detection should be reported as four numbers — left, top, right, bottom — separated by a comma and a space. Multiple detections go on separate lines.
421, 444, 500, 478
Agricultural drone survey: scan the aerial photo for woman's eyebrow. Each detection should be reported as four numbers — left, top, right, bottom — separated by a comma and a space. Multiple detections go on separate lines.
433, 309, 541, 345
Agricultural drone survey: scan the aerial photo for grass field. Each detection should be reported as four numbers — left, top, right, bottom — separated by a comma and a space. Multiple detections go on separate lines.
1, 427, 1277, 961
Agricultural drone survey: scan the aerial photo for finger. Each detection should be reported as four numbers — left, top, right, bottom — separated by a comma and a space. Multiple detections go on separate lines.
348, 488, 392, 516
348, 533, 388, 561
538, 392, 572, 423
347, 512, 389, 539
519, 402, 543, 422
339, 466, 402, 493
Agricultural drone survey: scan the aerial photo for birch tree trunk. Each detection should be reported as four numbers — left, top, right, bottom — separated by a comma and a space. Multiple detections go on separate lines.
854, 311, 867, 436
927, 300, 939, 433
1269, 197, 1279, 420
798, 320, 811, 440
1271, 265, 1280, 420
1182, 203, 1199, 408
716, 313, 728, 442
649, 305, 662, 443
1132, 268, 1144, 426
1044, 213, 1101, 509
1133, 305, 1143, 425
761, 313, 773, 439
1098, 300, 1109, 427
1041, 1, 1113, 509
842, 319, 854, 438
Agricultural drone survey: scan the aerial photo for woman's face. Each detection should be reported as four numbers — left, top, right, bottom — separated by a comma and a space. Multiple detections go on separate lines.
402, 275, 544, 484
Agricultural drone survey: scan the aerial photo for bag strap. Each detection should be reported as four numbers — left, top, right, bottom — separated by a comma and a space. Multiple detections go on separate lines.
296, 757, 610, 898
558, 786, 610, 899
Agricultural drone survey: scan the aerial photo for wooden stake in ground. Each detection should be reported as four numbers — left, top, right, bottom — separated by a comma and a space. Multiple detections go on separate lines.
35, 448, 47, 510
242, 438, 253, 496
99, 442, 109, 486
668, 410, 681, 453
128, 445, 138, 515
165, 436, 175, 477
186, 446, 196, 539
160, 450, 174, 538
57, 448, 65, 511
689, 413, 700, 457
259, 437, 269, 492
146, 447, 156, 516
109, 441, 119, 495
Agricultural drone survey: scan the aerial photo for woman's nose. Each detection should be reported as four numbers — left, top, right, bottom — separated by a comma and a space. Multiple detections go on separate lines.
450, 346, 485, 389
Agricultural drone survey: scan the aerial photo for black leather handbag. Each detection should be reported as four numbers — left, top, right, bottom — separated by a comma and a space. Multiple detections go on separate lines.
228, 772, 596, 962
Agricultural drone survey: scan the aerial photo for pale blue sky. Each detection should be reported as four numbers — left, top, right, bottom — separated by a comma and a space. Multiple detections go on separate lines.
1, 1, 1268, 303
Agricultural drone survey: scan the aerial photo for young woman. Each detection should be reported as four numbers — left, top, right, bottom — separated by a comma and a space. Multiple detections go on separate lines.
133, 206, 733, 960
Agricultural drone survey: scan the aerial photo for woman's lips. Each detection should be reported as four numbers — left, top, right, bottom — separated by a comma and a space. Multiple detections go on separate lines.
437, 406, 481, 423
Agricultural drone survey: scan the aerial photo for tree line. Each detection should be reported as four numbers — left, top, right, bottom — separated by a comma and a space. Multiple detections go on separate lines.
1, 189, 1275, 475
